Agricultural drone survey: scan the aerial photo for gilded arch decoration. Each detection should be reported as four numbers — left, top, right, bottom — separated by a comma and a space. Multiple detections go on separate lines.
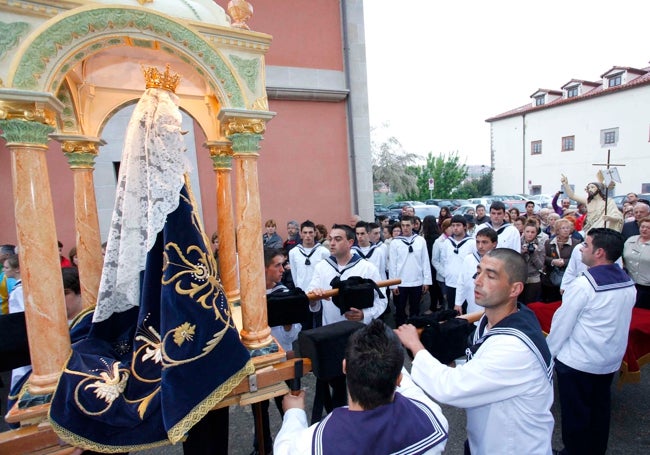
7, 5, 246, 109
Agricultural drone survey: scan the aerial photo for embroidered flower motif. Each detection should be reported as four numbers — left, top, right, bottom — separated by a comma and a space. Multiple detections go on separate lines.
84, 362, 129, 404
142, 344, 162, 363
173, 322, 195, 346
135, 322, 162, 364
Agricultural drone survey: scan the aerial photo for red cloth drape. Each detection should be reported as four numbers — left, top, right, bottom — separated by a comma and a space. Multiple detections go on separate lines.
528, 302, 650, 385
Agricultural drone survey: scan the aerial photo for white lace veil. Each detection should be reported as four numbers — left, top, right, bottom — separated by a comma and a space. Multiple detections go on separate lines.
94, 88, 189, 322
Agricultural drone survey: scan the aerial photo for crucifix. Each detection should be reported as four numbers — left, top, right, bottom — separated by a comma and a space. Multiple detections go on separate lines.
592, 149, 625, 229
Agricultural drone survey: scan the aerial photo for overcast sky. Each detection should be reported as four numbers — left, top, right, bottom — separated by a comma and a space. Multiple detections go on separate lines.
363, 0, 649, 166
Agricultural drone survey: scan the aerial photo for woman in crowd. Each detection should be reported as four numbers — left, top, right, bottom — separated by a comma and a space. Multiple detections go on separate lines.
623, 202, 635, 222
315, 224, 330, 250
514, 216, 526, 235
544, 212, 561, 237
263, 219, 283, 249
68, 247, 79, 267
504, 210, 512, 224
623, 216, 650, 309
391, 222, 402, 239
543, 218, 578, 302
413, 216, 422, 234
437, 207, 452, 229
521, 220, 545, 304
509, 207, 520, 220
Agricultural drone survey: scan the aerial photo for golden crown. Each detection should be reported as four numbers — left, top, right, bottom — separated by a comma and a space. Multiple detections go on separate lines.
142, 64, 181, 93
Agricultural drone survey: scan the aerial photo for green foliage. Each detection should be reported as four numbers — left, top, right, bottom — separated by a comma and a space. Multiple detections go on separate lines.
455, 172, 493, 198
405, 152, 468, 200
371, 133, 419, 198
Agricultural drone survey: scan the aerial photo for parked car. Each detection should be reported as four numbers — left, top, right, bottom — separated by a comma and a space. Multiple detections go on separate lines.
385, 201, 440, 221
413, 204, 441, 219
425, 199, 468, 211
453, 204, 478, 216
526, 194, 553, 209
467, 197, 495, 208
374, 204, 390, 219
502, 200, 541, 213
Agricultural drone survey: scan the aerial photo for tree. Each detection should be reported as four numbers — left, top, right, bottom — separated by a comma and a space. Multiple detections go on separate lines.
456, 172, 493, 198
371, 133, 419, 198
406, 151, 468, 200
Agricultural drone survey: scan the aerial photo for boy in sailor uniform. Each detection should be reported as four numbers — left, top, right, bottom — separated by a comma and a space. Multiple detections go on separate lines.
388, 215, 432, 326
353, 221, 387, 281
289, 220, 329, 292
440, 215, 476, 312
454, 228, 497, 315
274, 320, 448, 454
475, 200, 521, 252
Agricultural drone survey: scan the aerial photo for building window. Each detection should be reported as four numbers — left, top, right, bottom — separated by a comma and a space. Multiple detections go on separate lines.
531, 140, 542, 155
608, 74, 622, 87
562, 136, 575, 151
530, 185, 542, 195
534, 95, 545, 106
567, 86, 579, 98
600, 128, 619, 147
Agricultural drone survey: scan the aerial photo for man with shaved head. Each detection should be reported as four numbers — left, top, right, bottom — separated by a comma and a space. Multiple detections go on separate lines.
396, 249, 554, 454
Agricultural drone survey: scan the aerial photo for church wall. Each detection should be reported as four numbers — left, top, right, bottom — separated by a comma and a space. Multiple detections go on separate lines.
248, 0, 344, 71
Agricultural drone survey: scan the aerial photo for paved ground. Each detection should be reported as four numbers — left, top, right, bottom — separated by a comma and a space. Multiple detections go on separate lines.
2, 297, 650, 453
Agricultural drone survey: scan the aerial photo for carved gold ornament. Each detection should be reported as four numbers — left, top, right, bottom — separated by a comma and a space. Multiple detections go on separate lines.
142, 63, 181, 93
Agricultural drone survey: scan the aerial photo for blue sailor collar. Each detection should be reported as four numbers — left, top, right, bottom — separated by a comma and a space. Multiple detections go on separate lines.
583, 263, 635, 292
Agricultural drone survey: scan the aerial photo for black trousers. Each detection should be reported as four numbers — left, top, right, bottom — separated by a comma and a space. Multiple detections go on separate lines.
445, 286, 457, 312
555, 360, 614, 455
635, 283, 650, 309
394, 286, 423, 327
182, 408, 230, 455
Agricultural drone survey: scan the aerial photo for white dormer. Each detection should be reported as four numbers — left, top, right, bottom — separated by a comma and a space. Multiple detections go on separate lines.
560, 79, 600, 99
600, 66, 647, 89
530, 89, 562, 107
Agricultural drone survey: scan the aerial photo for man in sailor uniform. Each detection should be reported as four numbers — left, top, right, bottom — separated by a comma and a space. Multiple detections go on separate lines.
397, 249, 554, 455
388, 215, 432, 326
547, 228, 636, 455
274, 320, 448, 455
475, 200, 521, 252
308, 224, 387, 326
454, 228, 497, 315
353, 221, 387, 281
440, 215, 476, 312
289, 220, 329, 292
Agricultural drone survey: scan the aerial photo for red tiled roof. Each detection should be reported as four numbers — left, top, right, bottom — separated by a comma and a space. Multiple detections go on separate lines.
599, 66, 646, 78
486, 70, 650, 122
530, 88, 562, 97
560, 79, 600, 89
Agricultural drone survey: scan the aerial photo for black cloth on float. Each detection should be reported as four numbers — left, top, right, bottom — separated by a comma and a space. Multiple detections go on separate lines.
329, 276, 384, 315
298, 321, 364, 380
408, 310, 475, 364
49, 186, 254, 452
0, 311, 30, 371
266, 287, 311, 327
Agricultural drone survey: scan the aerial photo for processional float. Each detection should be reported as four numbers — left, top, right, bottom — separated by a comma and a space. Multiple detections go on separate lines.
0, 2, 312, 453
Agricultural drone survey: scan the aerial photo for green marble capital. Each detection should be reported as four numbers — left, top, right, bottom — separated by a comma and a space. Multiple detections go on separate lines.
211, 153, 233, 169
228, 133, 262, 154
0, 119, 54, 145
64, 151, 97, 169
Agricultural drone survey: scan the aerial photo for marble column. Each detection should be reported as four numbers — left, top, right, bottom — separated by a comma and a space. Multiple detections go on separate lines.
52, 135, 104, 311
206, 140, 240, 305
0, 91, 70, 395
218, 109, 275, 349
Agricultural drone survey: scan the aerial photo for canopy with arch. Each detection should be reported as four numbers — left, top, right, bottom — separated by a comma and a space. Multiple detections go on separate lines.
0, 1, 289, 448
